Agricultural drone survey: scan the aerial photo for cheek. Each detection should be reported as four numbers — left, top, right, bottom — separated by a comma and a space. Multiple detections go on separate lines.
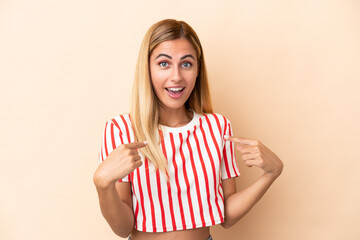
150, 67, 168, 82
185, 71, 198, 86
150, 78, 161, 94
149, 67, 162, 90
151, 75, 164, 90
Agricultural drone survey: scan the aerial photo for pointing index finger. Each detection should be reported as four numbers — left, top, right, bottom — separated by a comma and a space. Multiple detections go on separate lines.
126, 141, 148, 149
224, 135, 257, 146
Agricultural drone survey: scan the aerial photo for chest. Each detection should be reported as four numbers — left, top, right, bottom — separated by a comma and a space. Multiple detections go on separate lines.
132, 127, 225, 194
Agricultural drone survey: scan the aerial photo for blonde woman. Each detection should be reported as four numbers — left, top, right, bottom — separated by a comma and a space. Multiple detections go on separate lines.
93, 19, 284, 240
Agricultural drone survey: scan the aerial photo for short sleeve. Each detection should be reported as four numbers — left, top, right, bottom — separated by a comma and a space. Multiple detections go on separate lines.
221, 118, 241, 180
98, 118, 131, 182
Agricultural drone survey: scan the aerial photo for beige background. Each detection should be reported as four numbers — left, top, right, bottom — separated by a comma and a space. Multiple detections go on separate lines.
1, 0, 359, 239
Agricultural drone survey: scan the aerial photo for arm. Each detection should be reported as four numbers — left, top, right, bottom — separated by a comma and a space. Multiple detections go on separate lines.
220, 173, 279, 229
94, 138, 146, 237
221, 136, 283, 229
95, 120, 147, 237
93, 177, 134, 238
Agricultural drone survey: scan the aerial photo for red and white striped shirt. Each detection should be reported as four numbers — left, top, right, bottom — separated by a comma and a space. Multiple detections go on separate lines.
99, 109, 240, 232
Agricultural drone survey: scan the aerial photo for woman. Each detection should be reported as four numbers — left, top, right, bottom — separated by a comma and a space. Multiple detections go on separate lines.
93, 19, 283, 240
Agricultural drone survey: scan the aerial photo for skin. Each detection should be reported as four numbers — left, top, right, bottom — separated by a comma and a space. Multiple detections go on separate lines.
93, 38, 284, 240
132, 38, 210, 240
149, 38, 198, 128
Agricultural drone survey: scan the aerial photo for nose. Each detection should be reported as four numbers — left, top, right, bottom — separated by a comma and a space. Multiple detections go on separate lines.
170, 65, 181, 82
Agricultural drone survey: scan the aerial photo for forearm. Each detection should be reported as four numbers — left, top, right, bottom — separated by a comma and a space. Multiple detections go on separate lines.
222, 173, 278, 228
95, 181, 134, 237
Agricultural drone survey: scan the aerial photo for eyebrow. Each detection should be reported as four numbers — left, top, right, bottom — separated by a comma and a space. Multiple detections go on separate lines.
154, 53, 195, 61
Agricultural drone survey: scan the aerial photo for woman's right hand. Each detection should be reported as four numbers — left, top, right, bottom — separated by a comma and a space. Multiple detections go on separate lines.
93, 141, 148, 189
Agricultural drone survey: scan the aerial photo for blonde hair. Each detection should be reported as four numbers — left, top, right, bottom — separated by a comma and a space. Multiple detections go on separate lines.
130, 19, 213, 181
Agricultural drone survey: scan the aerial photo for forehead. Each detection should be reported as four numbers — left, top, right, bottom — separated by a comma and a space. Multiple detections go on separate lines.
150, 38, 197, 58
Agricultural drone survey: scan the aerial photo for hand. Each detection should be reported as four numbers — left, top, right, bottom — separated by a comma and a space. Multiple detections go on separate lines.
94, 141, 148, 188
224, 135, 283, 178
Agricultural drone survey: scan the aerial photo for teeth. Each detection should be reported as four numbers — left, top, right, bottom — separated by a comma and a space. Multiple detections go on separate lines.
167, 87, 184, 91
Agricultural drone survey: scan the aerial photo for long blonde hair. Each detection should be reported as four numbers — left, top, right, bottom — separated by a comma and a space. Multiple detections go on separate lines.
130, 19, 213, 181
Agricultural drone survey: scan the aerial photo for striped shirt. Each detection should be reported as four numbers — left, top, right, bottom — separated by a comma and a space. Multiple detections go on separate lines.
99, 109, 240, 232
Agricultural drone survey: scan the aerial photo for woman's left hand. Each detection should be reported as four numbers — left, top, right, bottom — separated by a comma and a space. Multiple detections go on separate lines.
224, 135, 284, 179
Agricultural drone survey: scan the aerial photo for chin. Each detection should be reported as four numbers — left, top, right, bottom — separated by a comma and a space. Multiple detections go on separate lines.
160, 103, 187, 111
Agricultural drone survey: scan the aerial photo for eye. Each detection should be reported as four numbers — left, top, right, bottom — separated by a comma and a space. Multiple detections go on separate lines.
159, 61, 169, 68
182, 62, 192, 68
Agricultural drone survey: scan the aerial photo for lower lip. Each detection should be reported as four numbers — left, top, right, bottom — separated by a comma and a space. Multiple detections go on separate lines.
166, 89, 184, 99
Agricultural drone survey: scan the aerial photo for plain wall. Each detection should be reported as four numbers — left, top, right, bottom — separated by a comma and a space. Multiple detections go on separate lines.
0, 0, 359, 239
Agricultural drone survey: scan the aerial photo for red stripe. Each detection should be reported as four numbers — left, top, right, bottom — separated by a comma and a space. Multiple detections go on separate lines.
218, 182, 224, 202
100, 125, 105, 161
211, 113, 222, 136
106, 121, 131, 184
222, 117, 231, 178
112, 118, 124, 144
100, 122, 108, 162
206, 115, 224, 204
125, 117, 132, 182
204, 115, 222, 165
170, 132, 187, 229
159, 130, 177, 231
112, 122, 129, 183
111, 118, 121, 130
186, 130, 206, 227
218, 165, 223, 204
179, 132, 196, 229
155, 168, 167, 231
136, 167, 146, 231
228, 123, 238, 175
193, 125, 215, 225
104, 122, 109, 157
110, 123, 116, 149
199, 118, 224, 222
132, 172, 139, 229
223, 116, 228, 137
145, 158, 157, 232
120, 115, 131, 144
126, 115, 138, 226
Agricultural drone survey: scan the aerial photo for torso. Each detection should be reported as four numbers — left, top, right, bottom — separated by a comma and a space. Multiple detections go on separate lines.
130, 226, 210, 240
104, 110, 239, 237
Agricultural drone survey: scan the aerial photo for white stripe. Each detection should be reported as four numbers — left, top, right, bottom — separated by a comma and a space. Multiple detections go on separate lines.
203, 117, 223, 221
192, 128, 208, 224
183, 131, 202, 227
167, 134, 182, 229
147, 160, 161, 231
173, 132, 191, 229
196, 123, 216, 223
98, 113, 241, 232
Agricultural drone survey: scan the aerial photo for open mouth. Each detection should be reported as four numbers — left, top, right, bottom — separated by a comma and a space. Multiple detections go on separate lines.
165, 87, 185, 94
165, 87, 185, 98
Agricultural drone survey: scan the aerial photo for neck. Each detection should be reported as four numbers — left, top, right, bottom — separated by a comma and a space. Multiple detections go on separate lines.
158, 107, 193, 127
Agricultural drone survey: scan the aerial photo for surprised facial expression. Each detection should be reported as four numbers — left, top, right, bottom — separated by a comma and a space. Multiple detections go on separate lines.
149, 38, 198, 112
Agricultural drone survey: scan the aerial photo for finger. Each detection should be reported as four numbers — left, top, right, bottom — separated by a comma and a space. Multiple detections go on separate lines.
236, 145, 259, 154
128, 148, 141, 156
132, 154, 142, 162
135, 159, 143, 168
244, 159, 261, 168
224, 135, 258, 146
126, 141, 148, 149
241, 152, 260, 161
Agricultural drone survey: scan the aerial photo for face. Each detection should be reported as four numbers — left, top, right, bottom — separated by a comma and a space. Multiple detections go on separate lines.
149, 38, 198, 112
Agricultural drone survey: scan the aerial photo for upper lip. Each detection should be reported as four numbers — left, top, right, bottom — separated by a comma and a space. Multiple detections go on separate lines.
165, 86, 185, 89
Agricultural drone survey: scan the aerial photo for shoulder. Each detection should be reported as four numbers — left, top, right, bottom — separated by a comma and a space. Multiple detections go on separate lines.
105, 113, 132, 134
200, 112, 232, 126
199, 112, 233, 132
